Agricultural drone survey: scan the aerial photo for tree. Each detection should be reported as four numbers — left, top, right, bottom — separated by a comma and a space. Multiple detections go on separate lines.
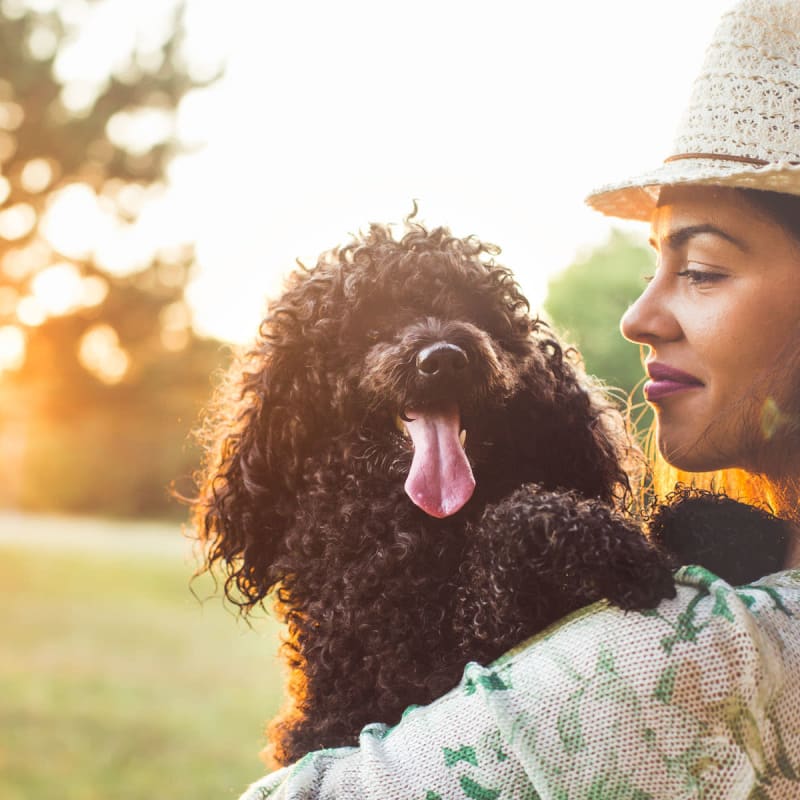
0, 0, 226, 517
544, 229, 654, 427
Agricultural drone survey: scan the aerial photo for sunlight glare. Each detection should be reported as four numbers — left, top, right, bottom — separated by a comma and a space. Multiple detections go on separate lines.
94, 222, 153, 275
60, 80, 102, 114
135, 48, 165, 74
16, 296, 47, 327
160, 326, 190, 352
78, 323, 129, 384
20, 158, 54, 193
54, 0, 175, 86
0, 203, 36, 240
0, 100, 23, 130
0, 176, 9, 205
57, 0, 91, 27
26, 0, 61, 12
156, 260, 187, 288
0, 0, 26, 21
27, 23, 59, 61
176, 86, 218, 147
107, 108, 173, 156
2, 241, 51, 280
0, 286, 18, 315
0, 130, 16, 161
159, 299, 191, 351
31, 262, 84, 315
115, 182, 146, 217
81, 275, 109, 307
0, 324, 25, 373
41, 183, 104, 259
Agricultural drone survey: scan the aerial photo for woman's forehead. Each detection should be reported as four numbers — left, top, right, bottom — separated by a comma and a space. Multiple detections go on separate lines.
651, 186, 760, 239
649, 185, 800, 274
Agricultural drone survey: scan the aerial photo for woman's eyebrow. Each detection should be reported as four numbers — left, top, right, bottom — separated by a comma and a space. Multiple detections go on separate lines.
655, 224, 750, 253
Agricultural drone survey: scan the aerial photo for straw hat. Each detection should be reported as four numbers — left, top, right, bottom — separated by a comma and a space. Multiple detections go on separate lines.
586, 0, 800, 221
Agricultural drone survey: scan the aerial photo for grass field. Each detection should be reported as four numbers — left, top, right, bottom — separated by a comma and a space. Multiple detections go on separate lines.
0, 511, 286, 800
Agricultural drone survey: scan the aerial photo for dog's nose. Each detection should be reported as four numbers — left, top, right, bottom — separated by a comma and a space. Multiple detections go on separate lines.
416, 343, 469, 378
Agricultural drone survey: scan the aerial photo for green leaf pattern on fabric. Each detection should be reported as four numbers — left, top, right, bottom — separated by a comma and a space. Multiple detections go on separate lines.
459, 775, 501, 800
586, 772, 654, 799
464, 666, 513, 696
444, 746, 478, 768
237, 569, 800, 800
739, 584, 795, 618
653, 664, 678, 705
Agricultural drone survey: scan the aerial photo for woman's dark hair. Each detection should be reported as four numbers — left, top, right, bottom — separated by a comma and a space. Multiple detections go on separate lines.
740, 188, 800, 244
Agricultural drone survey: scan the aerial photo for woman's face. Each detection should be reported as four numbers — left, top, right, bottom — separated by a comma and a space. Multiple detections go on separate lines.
620, 185, 800, 475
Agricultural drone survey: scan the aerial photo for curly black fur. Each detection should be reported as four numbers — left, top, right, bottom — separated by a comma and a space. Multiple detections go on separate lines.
649, 485, 790, 585
193, 219, 678, 765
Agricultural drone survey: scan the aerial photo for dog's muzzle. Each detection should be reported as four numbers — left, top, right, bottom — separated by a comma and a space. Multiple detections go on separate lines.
416, 343, 469, 380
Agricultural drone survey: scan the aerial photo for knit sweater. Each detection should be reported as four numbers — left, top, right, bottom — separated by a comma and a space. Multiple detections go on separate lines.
239, 565, 800, 799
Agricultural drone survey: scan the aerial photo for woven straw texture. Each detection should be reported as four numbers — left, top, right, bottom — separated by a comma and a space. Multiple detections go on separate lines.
588, 0, 800, 221
239, 566, 800, 799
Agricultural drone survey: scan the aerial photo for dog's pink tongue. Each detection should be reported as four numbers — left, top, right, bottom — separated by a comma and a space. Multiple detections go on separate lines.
403, 404, 475, 518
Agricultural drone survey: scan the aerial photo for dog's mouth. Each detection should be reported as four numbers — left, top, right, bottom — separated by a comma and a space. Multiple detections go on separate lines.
395, 403, 475, 518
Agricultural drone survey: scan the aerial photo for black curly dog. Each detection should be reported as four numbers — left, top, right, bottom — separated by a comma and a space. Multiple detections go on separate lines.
193, 219, 787, 766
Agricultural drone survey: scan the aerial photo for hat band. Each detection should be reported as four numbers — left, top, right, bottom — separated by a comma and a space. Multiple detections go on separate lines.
664, 152, 800, 166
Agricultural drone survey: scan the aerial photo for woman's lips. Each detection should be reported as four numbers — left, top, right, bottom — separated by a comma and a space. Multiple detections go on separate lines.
644, 363, 704, 402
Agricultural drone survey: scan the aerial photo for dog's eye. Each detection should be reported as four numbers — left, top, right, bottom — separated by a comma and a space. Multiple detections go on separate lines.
366, 329, 382, 343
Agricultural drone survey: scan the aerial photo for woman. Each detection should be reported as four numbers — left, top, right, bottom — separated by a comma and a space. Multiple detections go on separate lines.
622, 184, 800, 547
237, 1, 800, 797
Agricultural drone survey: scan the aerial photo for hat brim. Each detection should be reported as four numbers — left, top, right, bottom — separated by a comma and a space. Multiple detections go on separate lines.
586, 158, 800, 222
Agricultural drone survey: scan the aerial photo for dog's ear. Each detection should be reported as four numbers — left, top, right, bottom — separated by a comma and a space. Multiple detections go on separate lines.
516, 336, 633, 506
193, 272, 340, 609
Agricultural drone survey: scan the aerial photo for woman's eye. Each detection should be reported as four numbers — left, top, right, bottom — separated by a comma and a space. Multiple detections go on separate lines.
676, 267, 725, 286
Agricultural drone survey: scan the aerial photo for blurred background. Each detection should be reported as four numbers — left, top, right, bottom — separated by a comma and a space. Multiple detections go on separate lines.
0, 0, 731, 797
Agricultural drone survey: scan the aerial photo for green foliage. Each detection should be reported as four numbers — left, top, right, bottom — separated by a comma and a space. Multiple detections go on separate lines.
544, 229, 654, 396
0, 2, 228, 517
0, 514, 284, 800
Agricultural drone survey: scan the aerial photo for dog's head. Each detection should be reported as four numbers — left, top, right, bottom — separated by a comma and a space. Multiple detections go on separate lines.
194, 220, 633, 608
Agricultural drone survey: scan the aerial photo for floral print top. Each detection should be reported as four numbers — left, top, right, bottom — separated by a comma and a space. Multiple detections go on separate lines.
238, 566, 800, 800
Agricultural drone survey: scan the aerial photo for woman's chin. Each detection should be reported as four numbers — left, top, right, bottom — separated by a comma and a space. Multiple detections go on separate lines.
656, 429, 730, 474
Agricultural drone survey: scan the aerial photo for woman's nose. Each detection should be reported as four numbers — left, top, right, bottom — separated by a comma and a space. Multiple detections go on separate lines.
620, 276, 680, 345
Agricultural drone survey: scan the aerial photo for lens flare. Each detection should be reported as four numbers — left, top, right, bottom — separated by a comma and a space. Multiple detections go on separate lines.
760, 397, 800, 439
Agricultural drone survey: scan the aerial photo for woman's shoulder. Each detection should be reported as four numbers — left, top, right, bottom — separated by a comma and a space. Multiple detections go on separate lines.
240, 567, 800, 800
489, 564, 800, 723
473, 565, 800, 798
508, 563, 800, 659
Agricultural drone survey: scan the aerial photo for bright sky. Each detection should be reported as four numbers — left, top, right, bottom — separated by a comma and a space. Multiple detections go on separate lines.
48, 0, 737, 344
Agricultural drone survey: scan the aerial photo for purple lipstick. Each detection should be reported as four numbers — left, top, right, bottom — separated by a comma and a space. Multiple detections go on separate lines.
645, 362, 704, 402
